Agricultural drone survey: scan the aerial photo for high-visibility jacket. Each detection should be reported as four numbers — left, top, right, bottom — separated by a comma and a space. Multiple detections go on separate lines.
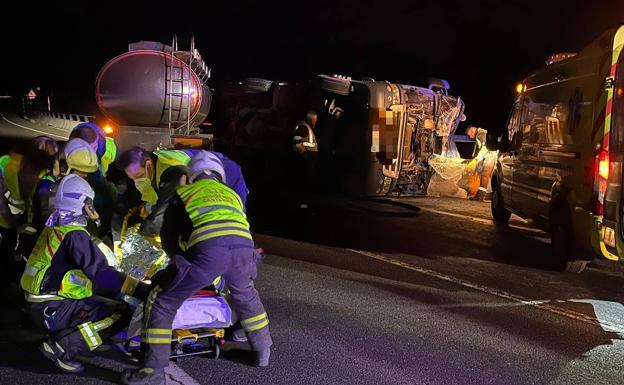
21, 224, 141, 302
474, 128, 489, 160
21, 225, 94, 300
0, 153, 55, 225
176, 178, 251, 250
100, 137, 118, 175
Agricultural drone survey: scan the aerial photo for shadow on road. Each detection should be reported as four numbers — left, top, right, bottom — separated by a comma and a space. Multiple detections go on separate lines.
249, 191, 557, 272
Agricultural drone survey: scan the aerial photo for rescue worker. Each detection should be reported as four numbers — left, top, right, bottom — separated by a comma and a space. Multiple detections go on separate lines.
69, 122, 118, 176
21, 174, 148, 373
121, 151, 272, 385
0, 136, 59, 228
467, 125, 496, 201
293, 111, 319, 155
0, 137, 60, 282
118, 147, 248, 208
61, 138, 115, 246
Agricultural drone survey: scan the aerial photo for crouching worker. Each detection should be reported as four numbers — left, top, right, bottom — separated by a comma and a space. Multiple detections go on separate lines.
122, 151, 272, 385
21, 174, 148, 373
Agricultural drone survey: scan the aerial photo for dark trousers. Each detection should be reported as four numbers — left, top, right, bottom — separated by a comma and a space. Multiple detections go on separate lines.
29, 296, 130, 355
141, 237, 272, 369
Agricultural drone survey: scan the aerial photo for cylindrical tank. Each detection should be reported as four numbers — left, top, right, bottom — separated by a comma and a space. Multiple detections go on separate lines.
95, 50, 211, 129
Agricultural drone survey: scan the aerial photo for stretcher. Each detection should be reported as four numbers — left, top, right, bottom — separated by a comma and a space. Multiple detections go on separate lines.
121, 290, 234, 361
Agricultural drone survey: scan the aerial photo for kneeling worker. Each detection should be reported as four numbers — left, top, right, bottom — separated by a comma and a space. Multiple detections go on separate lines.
21, 174, 147, 373
122, 151, 272, 385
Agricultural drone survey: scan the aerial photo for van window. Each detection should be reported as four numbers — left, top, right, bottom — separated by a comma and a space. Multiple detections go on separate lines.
506, 101, 522, 142
612, 53, 624, 151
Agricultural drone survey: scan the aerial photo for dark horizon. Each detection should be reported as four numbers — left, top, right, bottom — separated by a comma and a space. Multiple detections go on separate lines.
2, 0, 622, 132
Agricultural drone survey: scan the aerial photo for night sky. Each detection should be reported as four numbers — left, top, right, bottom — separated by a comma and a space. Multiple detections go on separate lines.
1, 0, 622, 133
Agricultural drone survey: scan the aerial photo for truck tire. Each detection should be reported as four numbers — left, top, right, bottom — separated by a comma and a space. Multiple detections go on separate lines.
490, 178, 511, 225
550, 211, 587, 274
318, 75, 351, 96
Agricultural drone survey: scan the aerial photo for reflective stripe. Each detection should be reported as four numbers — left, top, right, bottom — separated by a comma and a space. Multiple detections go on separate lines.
142, 327, 172, 345
92, 312, 122, 332
143, 336, 171, 344
23, 265, 38, 277
245, 319, 270, 332
24, 293, 64, 303
241, 312, 267, 325
143, 285, 163, 331
78, 322, 102, 350
120, 275, 140, 296
212, 276, 222, 286
188, 229, 252, 248
189, 221, 250, 241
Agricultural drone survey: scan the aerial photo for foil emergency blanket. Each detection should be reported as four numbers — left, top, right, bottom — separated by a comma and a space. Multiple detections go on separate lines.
426, 154, 468, 198
118, 226, 168, 280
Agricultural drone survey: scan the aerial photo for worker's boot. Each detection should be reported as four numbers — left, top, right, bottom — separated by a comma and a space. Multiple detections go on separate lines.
120, 367, 165, 385
38, 338, 85, 373
470, 189, 487, 202
230, 327, 248, 343
256, 347, 271, 367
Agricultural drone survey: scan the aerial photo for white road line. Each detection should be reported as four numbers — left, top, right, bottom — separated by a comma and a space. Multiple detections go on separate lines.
348, 248, 624, 334
418, 206, 545, 234
1, 115, 68, 140
165, 362, 202, 385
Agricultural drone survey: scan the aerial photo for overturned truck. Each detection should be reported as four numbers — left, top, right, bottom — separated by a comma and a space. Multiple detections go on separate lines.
214, 75, 466, 196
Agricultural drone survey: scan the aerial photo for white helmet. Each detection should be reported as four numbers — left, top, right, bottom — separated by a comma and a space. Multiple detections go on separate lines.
188, 151, 226, 183
64, 138, 99, 174
54, 174, 95, 214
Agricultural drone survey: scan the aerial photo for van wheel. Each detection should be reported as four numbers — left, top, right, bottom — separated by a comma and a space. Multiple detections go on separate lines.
551, 217, 587, 273
491, 181, 511, 225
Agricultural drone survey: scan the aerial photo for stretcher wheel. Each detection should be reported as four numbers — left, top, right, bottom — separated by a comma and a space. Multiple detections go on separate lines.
213, 342, 220, 360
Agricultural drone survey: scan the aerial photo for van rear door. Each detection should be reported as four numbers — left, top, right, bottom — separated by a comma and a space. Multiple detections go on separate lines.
601, 26, 624, 260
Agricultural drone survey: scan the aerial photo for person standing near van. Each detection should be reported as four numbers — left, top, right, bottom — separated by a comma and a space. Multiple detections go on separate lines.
467, 125, 496, 201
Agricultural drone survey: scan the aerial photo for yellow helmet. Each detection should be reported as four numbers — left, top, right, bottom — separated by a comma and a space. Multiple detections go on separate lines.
64, 138, 99, 173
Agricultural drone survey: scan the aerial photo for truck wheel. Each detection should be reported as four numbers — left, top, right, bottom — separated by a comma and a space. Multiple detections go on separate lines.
318, 74, 351, 96
551, 215, 587, 274
491, 180, 511, 225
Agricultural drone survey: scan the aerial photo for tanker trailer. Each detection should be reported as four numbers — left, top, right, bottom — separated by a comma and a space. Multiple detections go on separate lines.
95, 38, 213, 151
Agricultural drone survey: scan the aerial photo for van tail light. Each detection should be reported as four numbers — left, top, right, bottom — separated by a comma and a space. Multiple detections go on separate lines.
593, 148, 610, 215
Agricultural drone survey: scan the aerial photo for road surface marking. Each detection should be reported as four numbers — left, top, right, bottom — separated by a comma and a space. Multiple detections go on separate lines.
418, 206, 545, 234
348, 248, 624, 334
165, 362, 202, 385
1, 115, 67, 140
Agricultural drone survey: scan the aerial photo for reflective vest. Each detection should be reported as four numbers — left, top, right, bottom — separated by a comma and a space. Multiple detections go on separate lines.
0, 154, 10, 174
21, 225, 94, 301
154, 150, 192, 186
0, 153, 54, 222
100, 137, 117, 175
475, 128, 489, 159
177, 178, 251, 250
293, 121, 318, 152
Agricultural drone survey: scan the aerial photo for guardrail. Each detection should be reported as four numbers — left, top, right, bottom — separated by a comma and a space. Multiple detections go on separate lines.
29, 110, 96, 133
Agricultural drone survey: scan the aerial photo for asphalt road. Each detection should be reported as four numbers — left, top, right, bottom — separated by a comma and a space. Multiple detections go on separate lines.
2, 194, 624, 385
